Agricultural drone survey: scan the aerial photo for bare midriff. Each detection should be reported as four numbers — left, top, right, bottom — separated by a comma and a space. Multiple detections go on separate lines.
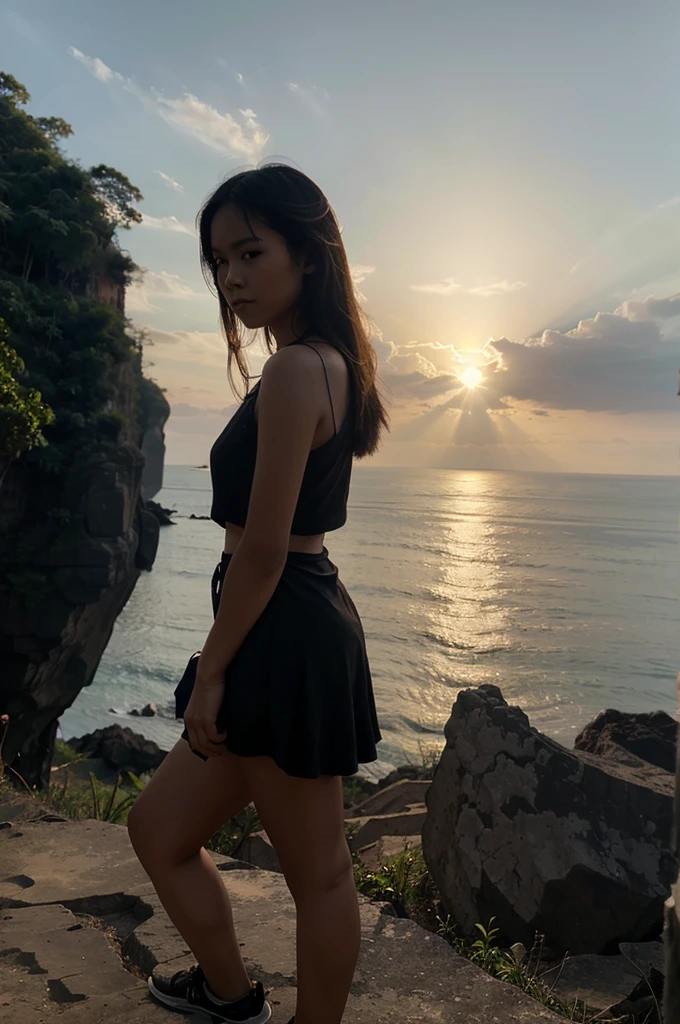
223, 522, 325, 556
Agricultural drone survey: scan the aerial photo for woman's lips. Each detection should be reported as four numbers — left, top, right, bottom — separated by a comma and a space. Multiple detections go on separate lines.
232, 300, 254, 309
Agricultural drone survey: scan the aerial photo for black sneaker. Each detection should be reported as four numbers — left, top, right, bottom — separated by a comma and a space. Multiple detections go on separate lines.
148, 963, 272, 1023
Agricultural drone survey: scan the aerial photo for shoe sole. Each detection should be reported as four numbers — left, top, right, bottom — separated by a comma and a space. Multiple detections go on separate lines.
147, 977, 273, 1024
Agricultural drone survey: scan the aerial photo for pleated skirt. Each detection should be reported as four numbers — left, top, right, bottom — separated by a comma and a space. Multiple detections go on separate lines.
176, 546, 382, 779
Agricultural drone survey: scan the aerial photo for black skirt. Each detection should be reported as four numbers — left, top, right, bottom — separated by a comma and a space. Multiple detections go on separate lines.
176, 547, 382, 778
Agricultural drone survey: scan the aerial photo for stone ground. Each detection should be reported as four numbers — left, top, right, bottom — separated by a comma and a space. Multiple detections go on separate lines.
0, 794, 569, 1024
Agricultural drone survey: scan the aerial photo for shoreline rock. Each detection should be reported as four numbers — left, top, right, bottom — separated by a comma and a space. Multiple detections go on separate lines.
574, 706, 677, 773
67, 724, 167, 775
128, 703, 157, 718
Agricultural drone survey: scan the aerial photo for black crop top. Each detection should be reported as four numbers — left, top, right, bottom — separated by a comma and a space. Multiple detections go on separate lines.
209, 339, 354, 535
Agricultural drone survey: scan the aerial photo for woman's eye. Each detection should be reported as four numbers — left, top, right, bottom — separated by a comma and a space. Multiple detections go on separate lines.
214, 252, 260, 268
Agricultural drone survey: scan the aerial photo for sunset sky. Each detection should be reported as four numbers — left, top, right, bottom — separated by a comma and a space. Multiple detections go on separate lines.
4, 0, 680, 474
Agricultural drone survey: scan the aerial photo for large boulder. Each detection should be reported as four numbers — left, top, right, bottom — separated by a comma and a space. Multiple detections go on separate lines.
575, 706, 677, 773
69, 725, 167, 775
422, 684, 677, 957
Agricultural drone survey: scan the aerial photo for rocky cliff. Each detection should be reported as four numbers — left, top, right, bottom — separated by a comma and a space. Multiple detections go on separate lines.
0, 361, 170, 791
0, 72, 176, 790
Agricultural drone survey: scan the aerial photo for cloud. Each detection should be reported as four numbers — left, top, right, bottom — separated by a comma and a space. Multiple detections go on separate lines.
139, 214, 196, 237
613, 293, 680, 323
349, 264, 375, 303
467, 279, 529, 297
69, 46, 269, 161
145, 327, 230, 369
488, 294, 680, 412
287, 80, 330, 117
374, 293, 680, 418
217, 59, 246, 88
69, 46, 122, 83
350, 264, 375, 285
126, 271, 203, 313
154, 170, 184, 193
167, 401, 235, 417
153, 93, 269, 160
410, 277, 528, 297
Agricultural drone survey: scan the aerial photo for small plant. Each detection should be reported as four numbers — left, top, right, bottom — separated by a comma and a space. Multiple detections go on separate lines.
342, 776, 371, 808
46, 507, 72, 526
6, 569, 54, 608
46, 768, 145, 824
207, 804, 262, 857
350, 835, 438, 919
51, 739, 85, 767
88, 770, 144, 823
432, 913, 656, 1022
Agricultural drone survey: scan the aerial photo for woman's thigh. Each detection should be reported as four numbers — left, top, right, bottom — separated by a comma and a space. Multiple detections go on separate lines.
237, 755, 352, 899
127, 738, 253, 864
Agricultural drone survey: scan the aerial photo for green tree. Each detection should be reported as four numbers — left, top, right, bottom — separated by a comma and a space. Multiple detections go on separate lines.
33, 117, 73, 143
0, 316, 54, 484
0, 72, 30, 105
89, 164, 143, 230
0, 72, 147, 497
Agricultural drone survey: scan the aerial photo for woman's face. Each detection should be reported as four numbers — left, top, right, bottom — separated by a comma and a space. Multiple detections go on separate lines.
209, 203, 313, 339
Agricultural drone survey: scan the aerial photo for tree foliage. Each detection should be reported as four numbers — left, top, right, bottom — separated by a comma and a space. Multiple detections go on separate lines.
0, 315, 54, 460
0, 72, 30, 106
0, 72, 160, 524
0, 75, 142, 288
89, 164, 143, 230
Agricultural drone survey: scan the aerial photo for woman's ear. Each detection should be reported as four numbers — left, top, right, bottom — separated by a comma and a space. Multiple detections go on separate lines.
298, 241, 316, 275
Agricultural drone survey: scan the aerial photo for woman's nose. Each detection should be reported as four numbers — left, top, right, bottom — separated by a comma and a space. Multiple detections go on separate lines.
225, 269, 244, 287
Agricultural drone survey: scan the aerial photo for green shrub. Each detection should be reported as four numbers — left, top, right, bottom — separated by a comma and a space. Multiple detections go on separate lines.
46, 769, 145, 824
51, 739, 84, 766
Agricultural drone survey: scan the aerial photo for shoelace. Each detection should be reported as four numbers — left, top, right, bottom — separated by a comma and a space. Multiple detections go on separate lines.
171, 963, 205, 999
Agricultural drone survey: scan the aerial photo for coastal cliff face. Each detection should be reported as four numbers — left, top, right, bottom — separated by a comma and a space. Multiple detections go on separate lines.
0, 74, 175, 789
0, 360, 170, 791
140, 423, 166, 501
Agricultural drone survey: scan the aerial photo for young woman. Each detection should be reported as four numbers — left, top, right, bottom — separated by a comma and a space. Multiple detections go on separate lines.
127, 163, 389, 1024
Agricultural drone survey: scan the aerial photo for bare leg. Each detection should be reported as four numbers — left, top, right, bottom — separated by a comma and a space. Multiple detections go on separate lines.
127, 739, 254, 1002
237, 754, 360, 1024
293, 867, 361, 1024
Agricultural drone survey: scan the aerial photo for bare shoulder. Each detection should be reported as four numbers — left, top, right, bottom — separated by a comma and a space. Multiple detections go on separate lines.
260, 342, 320, 392
264, 338, 347, 383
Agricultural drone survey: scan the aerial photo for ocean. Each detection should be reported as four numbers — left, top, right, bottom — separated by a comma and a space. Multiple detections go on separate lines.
60, 466, 680, 782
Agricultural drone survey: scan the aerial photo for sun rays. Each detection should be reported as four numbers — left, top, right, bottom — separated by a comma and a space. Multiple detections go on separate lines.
459, 364, 484, 389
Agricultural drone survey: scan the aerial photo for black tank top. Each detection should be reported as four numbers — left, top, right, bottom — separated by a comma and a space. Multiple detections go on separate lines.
209, 337, 354, 535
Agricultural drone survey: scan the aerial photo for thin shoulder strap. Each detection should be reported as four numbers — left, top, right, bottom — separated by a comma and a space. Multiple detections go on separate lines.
294, 342, 337, 436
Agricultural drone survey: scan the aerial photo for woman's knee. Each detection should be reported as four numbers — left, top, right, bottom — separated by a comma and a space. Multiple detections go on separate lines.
126, 796, 158, 860
284, 844, 355, 902
127, 793, 191, 867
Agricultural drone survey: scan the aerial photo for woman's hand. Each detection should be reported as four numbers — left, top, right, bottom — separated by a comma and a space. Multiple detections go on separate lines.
183, 674, 228, 758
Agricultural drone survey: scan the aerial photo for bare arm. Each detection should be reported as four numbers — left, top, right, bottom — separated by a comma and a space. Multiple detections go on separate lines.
185, 345, 325, 755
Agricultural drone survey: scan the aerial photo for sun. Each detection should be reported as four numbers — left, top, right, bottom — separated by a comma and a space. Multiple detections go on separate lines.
459, 364, 483, 389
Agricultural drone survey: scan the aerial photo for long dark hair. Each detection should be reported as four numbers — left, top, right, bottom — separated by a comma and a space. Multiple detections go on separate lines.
197, 162, 389, 457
